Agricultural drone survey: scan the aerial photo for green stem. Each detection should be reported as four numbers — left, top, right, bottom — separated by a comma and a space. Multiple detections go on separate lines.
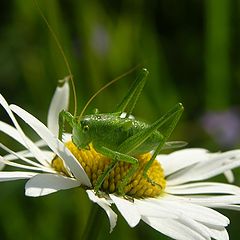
205, 0, 231, 109
82, 203, 103, 240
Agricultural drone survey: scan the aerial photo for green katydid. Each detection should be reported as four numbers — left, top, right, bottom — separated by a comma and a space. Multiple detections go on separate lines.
58, 68, 184, 195
34, 0, 184, 195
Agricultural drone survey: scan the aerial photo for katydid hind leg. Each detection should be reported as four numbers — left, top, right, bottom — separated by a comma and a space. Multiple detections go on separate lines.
143, 104, 184, 184
118, 103, 184, 155
93, 144, 139, 195
116, 68, 148, 115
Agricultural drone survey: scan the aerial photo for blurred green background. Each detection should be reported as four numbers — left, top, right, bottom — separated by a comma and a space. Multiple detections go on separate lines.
0, 0, 240, 239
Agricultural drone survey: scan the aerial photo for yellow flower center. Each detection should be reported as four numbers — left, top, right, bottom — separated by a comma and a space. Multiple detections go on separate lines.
52, 141, 166, 198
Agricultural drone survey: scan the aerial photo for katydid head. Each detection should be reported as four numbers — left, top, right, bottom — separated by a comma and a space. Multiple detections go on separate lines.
72, 118, 92, 149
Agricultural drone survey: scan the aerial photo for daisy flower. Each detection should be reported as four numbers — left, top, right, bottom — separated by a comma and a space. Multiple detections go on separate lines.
1, 80, 240, 240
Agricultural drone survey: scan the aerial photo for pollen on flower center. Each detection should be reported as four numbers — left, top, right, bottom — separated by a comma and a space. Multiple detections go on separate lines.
52, 141, 166, 198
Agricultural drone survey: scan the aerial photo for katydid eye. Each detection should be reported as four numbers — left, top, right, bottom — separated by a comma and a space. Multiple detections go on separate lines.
83, 125, 89, 132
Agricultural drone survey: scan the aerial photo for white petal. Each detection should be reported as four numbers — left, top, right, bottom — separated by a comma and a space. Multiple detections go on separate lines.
87, 190, 117, 233
0, 122, 51, 164
179, 217, 211, 240
146, 198, 229, 227
35, 133, 71, 146
166, 182, 240, 195
218, 205, 240, 211
0, 163, 4, 170
0, 121, 24, 145
134, 198, 178, 219
0, 122, 52, 165
0, 156, 51, 172
197, 196, 240, 206
157, 148, 209, 176
0, 143, 46, 169
165, 194, 240, 208
142, 216, 209, 240
0, 171, 37, 181
110, 194, 141, 227
47, 79, 69, 136
184, 220, 228, 240
25, 173, 80, 197
206, 226, 229, 240
135, 197, 229, 240
3, 149, 54, 163
35, 139, 47, 147
0, 95, 49, 166
167, 150, 240, 185
10, 104, 91, 187
223, 170, 234, 183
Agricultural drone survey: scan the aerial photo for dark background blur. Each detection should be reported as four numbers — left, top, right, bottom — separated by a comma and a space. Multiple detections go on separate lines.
0, 0, 240, 239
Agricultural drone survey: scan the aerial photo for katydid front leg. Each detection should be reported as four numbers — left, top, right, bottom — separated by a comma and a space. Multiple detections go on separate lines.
58, 110, 75, 141
93, 144, 139, 195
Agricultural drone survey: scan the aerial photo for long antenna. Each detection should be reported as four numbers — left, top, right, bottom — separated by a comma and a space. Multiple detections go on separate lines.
33, 0, 78, 117
78, 65, 141, 121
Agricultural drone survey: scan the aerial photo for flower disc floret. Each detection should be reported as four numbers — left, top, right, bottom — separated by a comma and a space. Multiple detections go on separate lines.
52, 141, 166, 198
